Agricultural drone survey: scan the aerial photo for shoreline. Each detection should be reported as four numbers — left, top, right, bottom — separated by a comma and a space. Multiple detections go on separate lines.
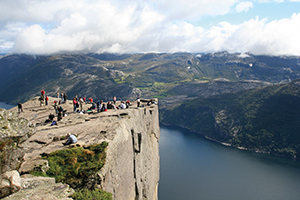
160, 122, 299, 161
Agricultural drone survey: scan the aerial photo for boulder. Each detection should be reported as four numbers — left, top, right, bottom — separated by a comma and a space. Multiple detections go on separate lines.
3, 175, 74, 200
0, 170, 21, 198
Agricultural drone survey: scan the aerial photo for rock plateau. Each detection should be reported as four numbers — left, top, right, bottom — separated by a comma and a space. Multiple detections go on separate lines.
1, 96, 160, 200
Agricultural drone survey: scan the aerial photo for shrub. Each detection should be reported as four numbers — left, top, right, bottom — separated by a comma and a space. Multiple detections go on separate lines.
35, 142, 109, 190
71, 188, 112, 200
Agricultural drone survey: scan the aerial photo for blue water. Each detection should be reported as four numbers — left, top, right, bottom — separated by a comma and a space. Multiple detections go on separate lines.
0, 102, 14, 109
158, 125, 300, 200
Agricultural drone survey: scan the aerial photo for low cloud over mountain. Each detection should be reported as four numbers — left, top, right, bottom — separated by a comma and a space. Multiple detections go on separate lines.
1, 0, 300, 55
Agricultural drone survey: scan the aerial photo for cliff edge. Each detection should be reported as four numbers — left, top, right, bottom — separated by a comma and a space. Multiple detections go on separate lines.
2, 97, 160, 200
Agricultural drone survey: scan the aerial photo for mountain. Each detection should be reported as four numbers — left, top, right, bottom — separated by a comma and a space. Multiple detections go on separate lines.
1, 52, 300, 104
160, 79, 300, 159
0, 54, 138, 104
1, 52, 300, 159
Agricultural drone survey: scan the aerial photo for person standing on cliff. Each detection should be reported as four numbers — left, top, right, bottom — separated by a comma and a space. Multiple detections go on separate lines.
63, 92, 67, 103
41, 89, 45, 100
61, 92, 64, 103
97, 100, 101, 113
137, 96, 140, 107
73, 98, 78, 112
39, 95, 44, 106
45, 95, 49, 105
113, 96, 116, 105
53, 101, 58, 114
57, 105, 63, 121
79, 97, 84, 111
17, 102, 23, 113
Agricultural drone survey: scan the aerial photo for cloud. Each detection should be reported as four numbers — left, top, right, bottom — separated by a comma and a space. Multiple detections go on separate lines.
147, 0, 238, 20
1, 0, 300, 55
235, 1, 254, 12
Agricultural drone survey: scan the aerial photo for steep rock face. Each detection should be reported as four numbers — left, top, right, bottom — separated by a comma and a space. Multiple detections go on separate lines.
5, 96, 159, 199
99, 106, 160, 200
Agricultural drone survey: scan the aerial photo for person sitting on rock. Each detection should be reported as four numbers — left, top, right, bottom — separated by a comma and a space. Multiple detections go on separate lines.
107, 101, 113, 109
45, 113, 55, 123
126, 100, 131, 108
119, 101, 126, 109
88, 102, 96, 110
101, 103, 107, 112
57, 106, 64, 121
63, 133, 77, 146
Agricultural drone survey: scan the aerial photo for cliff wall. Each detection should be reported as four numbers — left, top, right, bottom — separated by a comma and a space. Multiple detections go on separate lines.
1, 97, 160, 199
99, 106, 160, 200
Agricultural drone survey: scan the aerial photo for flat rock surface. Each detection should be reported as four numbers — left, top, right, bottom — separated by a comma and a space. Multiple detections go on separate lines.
8, 96, 142, 174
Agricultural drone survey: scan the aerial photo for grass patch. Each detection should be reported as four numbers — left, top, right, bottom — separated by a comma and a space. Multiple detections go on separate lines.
31, 142, 110, 193
71, 188, 112, 200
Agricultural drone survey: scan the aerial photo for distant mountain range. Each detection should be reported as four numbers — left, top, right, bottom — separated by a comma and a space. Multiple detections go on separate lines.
0, 52, 299, 104
1, 52, 300, 159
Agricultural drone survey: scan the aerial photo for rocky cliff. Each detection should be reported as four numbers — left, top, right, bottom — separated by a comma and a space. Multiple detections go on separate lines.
1, 97, 160, 199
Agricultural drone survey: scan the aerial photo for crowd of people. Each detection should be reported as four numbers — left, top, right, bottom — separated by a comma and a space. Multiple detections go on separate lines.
17, 89, 157, 146
37, 89, 144, 123
72, 95, 134, 114
23, 90, 153, 120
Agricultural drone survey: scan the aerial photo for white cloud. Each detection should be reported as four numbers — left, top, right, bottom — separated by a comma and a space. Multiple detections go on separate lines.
0, 0, 300, 55
235, 1, 254, 12
147, 0, 238, 20
224, 14, 300, 55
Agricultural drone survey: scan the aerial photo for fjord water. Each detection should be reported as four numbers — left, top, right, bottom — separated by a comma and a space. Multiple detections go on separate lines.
158, 125, 300, 200
0, 102, 14, 109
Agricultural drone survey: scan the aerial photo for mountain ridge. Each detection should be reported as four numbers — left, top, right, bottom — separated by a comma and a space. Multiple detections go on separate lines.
1, 52, 300, 104
1, 52, 300, 159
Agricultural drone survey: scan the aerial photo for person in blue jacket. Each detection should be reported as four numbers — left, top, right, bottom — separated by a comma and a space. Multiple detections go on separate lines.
63, 133, 77, 146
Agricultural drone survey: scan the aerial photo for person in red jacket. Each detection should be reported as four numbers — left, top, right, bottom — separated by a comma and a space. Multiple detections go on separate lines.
41, 90, 45, 100
73, 98, 78, 112
45, 95, 49, 105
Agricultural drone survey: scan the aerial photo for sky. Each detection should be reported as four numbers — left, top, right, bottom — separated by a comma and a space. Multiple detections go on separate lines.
0, 0, 300, 56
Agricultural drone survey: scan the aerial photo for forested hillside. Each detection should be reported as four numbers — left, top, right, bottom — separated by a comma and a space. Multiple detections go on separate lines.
160, 79, 300, 158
